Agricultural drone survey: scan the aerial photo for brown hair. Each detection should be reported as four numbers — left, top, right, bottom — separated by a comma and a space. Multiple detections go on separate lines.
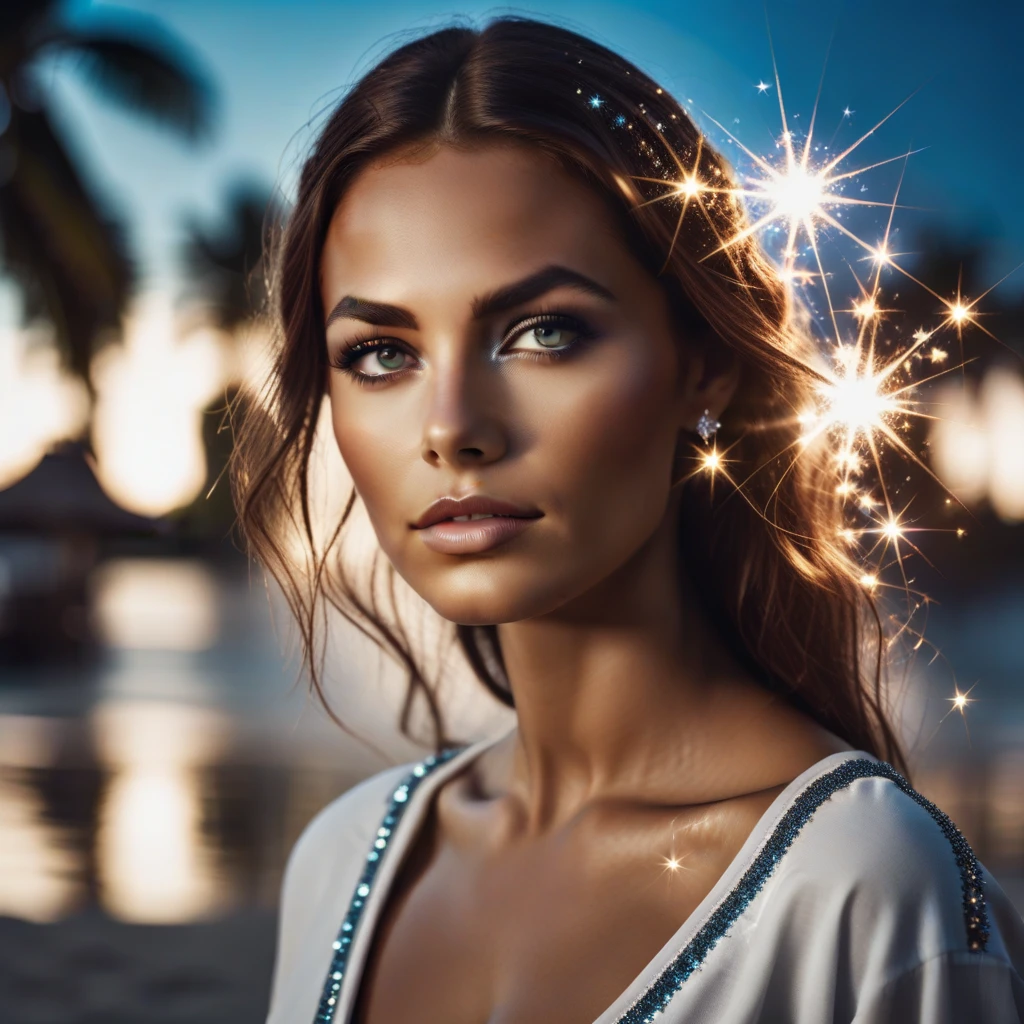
231, 16, 906, 771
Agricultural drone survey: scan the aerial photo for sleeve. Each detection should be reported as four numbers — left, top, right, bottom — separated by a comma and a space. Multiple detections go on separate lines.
852, 951, 1024, 1023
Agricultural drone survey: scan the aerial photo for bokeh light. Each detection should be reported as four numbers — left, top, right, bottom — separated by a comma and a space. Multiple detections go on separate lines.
0, 326, 89, 490
91, 295, 231, 517
930, 368, 1024, 522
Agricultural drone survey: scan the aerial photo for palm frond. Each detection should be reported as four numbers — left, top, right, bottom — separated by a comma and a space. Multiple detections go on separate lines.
0, 3, 215, 392
181, 181, 285, 331
0, 105, 133, 384
67, 23, 214, 142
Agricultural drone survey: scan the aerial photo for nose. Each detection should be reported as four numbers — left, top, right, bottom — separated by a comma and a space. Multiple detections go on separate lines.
420, 353, 508, 469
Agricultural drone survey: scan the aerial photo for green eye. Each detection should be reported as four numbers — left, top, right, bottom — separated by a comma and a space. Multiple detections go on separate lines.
375, 346, 406, 370
531, 325, 570, 348
509, 317, 587, 353
330, 339, 414, 381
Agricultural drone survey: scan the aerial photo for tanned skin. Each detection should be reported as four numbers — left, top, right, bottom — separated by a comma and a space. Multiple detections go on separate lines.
320, 141, 852, 1024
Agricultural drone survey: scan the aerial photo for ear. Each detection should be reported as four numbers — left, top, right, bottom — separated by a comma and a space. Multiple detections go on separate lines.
678, 347, 741, 434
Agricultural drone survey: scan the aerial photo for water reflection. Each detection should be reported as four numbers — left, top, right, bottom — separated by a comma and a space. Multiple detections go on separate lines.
91, 559, 219, 652
0, 556, 387, 929
0, 714, 85, 921
94, 701, 231, 923
0, 773, 80, 922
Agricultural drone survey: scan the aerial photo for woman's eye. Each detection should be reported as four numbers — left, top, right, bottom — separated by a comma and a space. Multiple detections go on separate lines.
352, 345, 410, 376
508, 319, 583, 352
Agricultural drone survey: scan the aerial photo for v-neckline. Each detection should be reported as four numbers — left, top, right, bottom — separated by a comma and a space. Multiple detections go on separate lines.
327, 730, 876, 1024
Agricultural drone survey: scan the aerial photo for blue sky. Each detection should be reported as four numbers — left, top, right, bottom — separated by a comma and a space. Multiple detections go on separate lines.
25, 0, 1024, 310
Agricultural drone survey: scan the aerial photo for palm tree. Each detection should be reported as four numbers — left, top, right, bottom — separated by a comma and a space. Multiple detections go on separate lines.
181, 179, 285, 333
177, 178, 285, 542
0, 0, 214, 387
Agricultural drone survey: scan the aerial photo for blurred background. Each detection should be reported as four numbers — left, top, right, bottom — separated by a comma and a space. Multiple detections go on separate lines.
0, 1, 1021, 1021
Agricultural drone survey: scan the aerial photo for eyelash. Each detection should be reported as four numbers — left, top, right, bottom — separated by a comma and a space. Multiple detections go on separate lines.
327, 309, 597, 387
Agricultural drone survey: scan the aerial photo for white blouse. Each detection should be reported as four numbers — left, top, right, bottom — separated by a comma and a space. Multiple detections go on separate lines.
266, 729, 1024, 1024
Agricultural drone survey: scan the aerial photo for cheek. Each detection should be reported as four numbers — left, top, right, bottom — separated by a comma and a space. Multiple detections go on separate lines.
533, 342, 680, 518
329, 391, 411, 545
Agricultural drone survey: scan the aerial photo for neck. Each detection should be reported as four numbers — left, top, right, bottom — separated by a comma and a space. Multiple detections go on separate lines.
494, 500, 767, 831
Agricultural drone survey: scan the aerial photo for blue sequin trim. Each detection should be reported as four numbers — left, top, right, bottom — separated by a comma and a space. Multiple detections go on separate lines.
313, 745, 466, 1024
615, 758, 990, 1023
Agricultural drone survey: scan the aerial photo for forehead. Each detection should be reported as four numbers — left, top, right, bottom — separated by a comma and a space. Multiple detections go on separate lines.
320, 142, 629, 300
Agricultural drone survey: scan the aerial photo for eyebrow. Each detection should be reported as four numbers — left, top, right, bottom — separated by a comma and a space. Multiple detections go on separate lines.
324, 264, 617, 330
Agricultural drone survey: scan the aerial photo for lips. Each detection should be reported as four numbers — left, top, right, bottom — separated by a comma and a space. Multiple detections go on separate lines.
412, 495, 542, 530
412, 495, 543, 555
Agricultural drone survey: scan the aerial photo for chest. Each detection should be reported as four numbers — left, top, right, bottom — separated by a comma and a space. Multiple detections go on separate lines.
349, 802, 765, 1024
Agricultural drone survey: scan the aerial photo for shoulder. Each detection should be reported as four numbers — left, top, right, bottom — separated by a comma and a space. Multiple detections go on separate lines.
266, 759, 415, 1022
762, 758, 1023, 969
285, 743, 472, 882
790, 762, 968, 897
286, 761, 411, 880
266, 743, 478, 1023
715, 757, 1024, 1021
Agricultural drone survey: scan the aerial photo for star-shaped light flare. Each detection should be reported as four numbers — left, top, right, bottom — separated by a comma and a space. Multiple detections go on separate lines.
630, 58, 925, 348
611, 45, 1016, 611
690, 439, 743, 500
801, 341, 909, 451
950, 688, 972, 714
703, 83, 920, 285
939, 683, 978, 742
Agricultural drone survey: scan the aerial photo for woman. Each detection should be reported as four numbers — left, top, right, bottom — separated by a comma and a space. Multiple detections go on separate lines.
236, 17, 1024, 1024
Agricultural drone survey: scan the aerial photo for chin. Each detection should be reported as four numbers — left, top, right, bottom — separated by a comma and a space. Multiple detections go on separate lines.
401, 563, 576, 626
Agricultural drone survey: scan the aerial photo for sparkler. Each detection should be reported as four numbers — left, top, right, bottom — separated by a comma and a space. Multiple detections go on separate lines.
591, 41, 1021, 739
638, 77, 979, 531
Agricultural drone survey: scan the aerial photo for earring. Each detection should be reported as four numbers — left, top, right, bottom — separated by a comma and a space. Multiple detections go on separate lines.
696, 409, 721, 444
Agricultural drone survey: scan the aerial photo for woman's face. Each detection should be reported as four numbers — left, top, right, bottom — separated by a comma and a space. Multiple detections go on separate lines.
321, 142, 719, 625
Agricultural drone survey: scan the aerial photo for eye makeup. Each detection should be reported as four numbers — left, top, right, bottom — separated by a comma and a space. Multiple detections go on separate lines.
326, 307, 599, 386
